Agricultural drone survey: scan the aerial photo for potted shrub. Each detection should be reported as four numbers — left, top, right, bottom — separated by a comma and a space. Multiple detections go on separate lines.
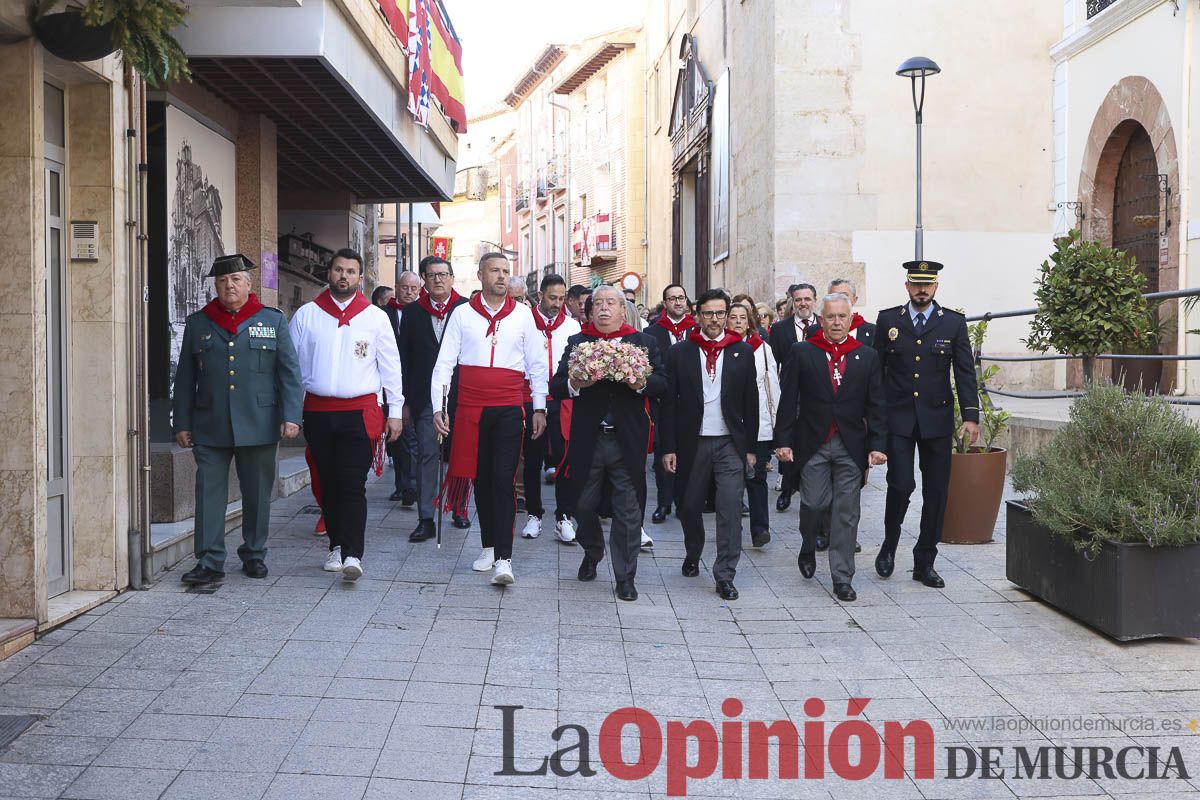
1007, 382, 1200, 641
1024, 229, 1151, 384
32, 0, 190, 86
942, 320, 1010, 544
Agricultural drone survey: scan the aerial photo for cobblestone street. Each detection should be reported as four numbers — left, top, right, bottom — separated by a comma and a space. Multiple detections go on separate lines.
2, 469, 1199, 799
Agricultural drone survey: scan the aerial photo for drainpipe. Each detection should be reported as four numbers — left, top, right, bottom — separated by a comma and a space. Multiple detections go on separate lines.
1176, 0, 1194, 395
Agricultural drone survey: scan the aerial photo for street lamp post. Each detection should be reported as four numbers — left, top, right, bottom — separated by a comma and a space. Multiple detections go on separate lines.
896, 56, 940, 261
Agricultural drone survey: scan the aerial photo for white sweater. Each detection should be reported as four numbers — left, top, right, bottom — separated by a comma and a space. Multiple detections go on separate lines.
752, 343, 781, 442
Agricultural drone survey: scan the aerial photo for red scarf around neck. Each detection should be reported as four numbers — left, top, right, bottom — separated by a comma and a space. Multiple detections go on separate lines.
849, 312, 867, 332
417, 288, 462, 321
202, 293, 264, 335
689, 329, 742, 375
313, 289, 371, 327
469, 292, 518, 336
581, 322, 636, 340
744, 331, 764, 351
808, 328, 863, 360
534, 306, 569, 334
657, 313, 696, 341
386, 297, 406, 310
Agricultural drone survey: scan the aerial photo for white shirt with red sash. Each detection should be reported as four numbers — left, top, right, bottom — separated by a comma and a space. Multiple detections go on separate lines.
534, 306, 581, 385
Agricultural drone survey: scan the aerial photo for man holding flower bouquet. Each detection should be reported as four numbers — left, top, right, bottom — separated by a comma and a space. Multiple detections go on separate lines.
550, 286, 666, 601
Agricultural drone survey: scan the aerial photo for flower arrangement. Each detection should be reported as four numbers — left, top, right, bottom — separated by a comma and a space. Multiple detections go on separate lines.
568, 340, 651, 386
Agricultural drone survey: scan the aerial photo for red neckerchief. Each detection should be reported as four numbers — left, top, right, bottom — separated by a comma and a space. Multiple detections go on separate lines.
689, 329, 741, 376
849, 312, 866, 332
313, 290, 371, 327
581, 322, 636, 340
417, 288, 462, 321
808, 329, 863, 360
386, 297, 406, 310
201, 293, 264, 335
657, 313, 696, 342
469, 292, 518, 337
744, 331, 764, 351
533, 306, 568, 334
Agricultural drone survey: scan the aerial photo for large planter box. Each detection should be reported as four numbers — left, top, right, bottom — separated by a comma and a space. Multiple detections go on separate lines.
1006, 501, 1200, 641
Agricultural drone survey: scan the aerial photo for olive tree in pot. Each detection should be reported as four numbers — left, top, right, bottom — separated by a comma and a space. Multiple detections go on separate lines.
942, 320, 1010, 544
1024, 229, 1153, 385
1007, 382, 1200, 640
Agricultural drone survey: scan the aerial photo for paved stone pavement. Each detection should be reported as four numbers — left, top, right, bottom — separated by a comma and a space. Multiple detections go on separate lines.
2, 466, 1200, 800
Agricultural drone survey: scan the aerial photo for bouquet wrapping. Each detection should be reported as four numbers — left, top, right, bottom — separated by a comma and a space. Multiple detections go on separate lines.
567, 340, 652, 385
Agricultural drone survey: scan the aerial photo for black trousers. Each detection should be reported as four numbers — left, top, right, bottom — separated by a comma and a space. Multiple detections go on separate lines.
651, 412, 675, 511
883, 424, 953, 571
304, 409, 374, 560
476, 406, 524, 560
522, 402, 567, 520
745, 440, 773, 537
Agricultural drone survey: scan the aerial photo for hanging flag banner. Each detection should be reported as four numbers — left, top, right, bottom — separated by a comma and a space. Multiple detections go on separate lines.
431, 237, 451, 260
404, 0, 466, 132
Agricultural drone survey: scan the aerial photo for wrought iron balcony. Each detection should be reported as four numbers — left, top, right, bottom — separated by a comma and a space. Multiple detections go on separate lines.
1086, 0, 1119, 18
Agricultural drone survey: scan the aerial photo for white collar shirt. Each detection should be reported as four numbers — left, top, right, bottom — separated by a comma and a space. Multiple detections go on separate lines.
431, 299, 549, 410
536, 308, 582, 379
699, 334, 729, 436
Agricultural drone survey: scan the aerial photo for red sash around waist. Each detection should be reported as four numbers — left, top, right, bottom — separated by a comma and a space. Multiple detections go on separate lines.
439, 366, 526, 515
303, 392, 386, 476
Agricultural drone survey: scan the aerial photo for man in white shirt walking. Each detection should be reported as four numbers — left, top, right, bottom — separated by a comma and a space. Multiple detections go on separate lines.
432, 253, 549, 585
289, 248, 404, 581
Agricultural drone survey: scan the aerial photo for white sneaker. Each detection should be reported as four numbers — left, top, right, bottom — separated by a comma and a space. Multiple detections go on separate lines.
555, 518, 577, 544
491, 558, 514, 585
640, 528, 654, 549
472, 547, 495, 572
544, 467, 557, 483
341, 556, 363, 581
521, 515, 542, 539
774, 475, 783, 491
323, 547, 343, 572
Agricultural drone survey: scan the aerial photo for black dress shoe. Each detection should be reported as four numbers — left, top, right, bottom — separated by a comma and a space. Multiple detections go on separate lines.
242, 559, 268, 579
389, 490, 404, 502
751, 531, 771, 548
716, 580, 739, 600
181, 565, 224, 585
452, 514, 471, 529
776, 490, 793, 512
875, 549, 895, 578
913, 567, 945, 588
797, 551, 816, 579
577, 558, 597, 582
854, 542, 862, 554
681, 560, 700, 578
814, 534, 829, 552
616, 580, 638, 601
833, 582, 857, 602
401, 489, 417, 507
651, 506, 668, 524
409, 519, 435, 542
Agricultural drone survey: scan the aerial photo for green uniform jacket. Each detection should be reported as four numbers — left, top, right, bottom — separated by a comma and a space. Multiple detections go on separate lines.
172, 306, 304, 447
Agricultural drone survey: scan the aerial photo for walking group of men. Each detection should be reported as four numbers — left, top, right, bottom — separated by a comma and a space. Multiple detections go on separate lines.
171, 247, 979, 604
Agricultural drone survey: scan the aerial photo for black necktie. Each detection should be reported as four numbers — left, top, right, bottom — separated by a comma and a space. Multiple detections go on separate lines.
915, 312, 925, 335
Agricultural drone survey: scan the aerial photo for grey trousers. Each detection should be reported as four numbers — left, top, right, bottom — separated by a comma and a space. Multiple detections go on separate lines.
193, 443, 276, 571
575, 433, 643, 583
799, 436, 862, 585
414, 406, 441, 521
679, 435, 744, 582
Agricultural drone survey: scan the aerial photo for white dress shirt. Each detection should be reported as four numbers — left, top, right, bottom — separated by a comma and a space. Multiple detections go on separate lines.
289, 295, 404, 416
535, 307, 582, 380
699, 336, 729, 436
431, 297, 549, 410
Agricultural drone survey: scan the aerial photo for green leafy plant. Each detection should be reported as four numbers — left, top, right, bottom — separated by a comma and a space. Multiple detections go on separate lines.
1011, 382, 1200, 556
1024, 229, 1151, 382
952, 319, 1010, 453
34, 0, 190, 87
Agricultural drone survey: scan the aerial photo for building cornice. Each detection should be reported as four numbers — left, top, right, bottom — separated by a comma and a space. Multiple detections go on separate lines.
1050, 0, 1170, 63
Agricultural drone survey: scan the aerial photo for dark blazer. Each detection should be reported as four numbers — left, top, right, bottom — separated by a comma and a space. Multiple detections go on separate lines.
661, 339, 759, 496
775, 341, 887, 478
397, 296, 468, 416
851, 320, 877, 349
645, 318, 695, 356
768, 316, 818, 365
549, 331, 666, 510
874, 302, 979, 440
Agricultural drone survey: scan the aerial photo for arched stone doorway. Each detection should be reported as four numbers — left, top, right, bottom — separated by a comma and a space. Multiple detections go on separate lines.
1077, 76, 1180, 393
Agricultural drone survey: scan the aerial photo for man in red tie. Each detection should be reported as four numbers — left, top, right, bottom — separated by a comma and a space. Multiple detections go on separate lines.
645, 284, 696, 524
288, 249, 404, 581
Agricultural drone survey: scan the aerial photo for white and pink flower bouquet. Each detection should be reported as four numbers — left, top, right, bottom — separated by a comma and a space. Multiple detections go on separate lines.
568, 340, 652, 386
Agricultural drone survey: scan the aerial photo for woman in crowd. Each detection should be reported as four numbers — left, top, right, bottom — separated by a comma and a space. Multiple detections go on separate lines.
756, 302, 775, 334
728, 301, 779, 547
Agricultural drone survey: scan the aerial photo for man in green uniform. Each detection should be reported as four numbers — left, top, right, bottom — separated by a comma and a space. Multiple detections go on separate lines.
172, 254, 304, 585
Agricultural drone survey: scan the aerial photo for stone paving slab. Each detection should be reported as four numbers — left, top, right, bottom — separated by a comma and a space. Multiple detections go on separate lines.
1, 465, 1199, 799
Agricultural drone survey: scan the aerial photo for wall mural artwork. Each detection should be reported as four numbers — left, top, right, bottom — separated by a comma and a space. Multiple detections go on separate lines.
165, 105, 237, 394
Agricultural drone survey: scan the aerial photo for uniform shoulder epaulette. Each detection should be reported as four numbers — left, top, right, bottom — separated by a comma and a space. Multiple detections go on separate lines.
261, 305, 285, 315
880, 305, 904, 316
940, 307, 965, 317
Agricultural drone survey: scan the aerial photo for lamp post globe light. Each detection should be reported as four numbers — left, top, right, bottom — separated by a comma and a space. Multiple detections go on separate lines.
897, 56, 940, 261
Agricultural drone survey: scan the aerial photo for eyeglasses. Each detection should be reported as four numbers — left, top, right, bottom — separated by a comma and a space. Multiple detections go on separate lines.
665, 295, 687, 302
426, 272, 452, 281
698, 310, 728, 320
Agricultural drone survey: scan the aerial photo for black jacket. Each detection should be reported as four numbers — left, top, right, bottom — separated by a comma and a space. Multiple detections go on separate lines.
661, 339, 759, 496
397, 296, 468, 416
874, 302, 979, 440
645, 318, 695, 356
775, 341, 888, 478
768, 317, 818, 365
549, 331, 666, 510
851, 320, 877, 349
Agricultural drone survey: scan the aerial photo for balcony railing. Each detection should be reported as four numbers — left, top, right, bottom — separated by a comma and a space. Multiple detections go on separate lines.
1086, 0, 1119, 18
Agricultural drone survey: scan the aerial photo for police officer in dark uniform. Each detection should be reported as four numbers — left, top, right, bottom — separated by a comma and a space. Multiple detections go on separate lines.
172, 254, 304, 585
873, 261, 979, 588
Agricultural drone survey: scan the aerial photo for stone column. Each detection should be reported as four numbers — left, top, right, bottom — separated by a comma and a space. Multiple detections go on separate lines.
236, 113, 278, 306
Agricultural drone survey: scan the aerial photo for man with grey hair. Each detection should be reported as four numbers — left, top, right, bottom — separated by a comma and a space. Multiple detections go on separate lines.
507, 275, 529, 305
775, 292, 887, 602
